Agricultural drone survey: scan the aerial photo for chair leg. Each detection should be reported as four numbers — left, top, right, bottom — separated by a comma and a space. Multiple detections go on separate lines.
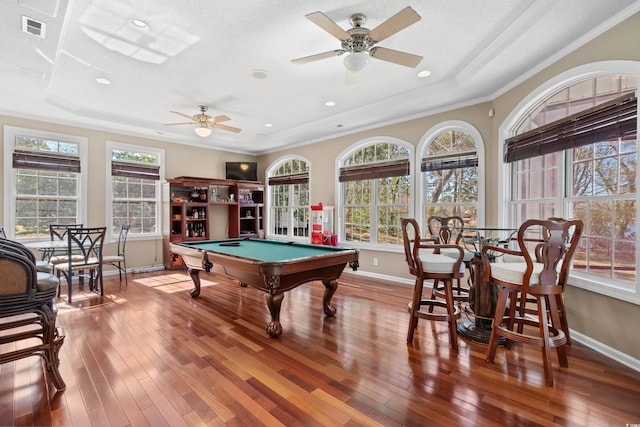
407, 277, 424, 344
555, 294, 571, 345
486, 286, 510, 363
67, 272, 73, 303
546, 294, 568, 368
443, 279, 458, 353
428, 279, 438, 313
535, 295, 555, 386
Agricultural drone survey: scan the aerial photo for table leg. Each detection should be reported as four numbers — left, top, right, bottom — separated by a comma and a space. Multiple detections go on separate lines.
321, 279, 338, 317
265, 292, 284, 338
457, 254, 504, 345
188, 268, 201, 297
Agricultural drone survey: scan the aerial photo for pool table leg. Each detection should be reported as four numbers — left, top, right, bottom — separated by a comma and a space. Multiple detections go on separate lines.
189, 268, 201, 297
265, 292, 285, 338
322, 279, 338, 317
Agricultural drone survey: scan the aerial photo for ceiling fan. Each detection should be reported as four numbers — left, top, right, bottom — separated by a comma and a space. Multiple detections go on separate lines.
292, 6, 423, 74
164, 106, 241, 137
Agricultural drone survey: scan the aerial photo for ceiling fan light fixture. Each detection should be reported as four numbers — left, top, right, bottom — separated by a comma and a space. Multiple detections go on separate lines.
343, 51, 369, 73
194, 125, 212, 137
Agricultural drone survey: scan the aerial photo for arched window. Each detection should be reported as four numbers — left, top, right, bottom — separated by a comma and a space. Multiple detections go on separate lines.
338, 139, 411, 246
420, 123, 482, 227
505, 70, 638, 296
267, 157, 310, 240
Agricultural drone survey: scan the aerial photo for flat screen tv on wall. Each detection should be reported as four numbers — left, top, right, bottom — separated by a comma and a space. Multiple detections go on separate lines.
225, 162, 258, 181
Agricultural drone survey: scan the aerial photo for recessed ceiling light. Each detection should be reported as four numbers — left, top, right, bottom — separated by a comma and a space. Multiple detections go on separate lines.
325, 101, 336, 107
130, 19, 149, 29
251, 69, 270, 80
95, 77, 111, 85
264, 123, 273, 127
417, 70, 432, 78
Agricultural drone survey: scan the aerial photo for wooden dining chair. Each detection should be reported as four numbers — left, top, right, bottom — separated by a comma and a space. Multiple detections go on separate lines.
102, 224, 130, 285
481, 218, 583, 385
53, 227, 106, 303
426, 215, 472, 304
401, 218, 465, 352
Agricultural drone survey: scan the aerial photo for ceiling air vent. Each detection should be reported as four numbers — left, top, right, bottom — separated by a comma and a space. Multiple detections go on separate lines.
22, 15, 46, 38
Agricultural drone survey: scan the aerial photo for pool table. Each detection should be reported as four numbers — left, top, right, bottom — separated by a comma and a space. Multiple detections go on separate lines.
169, 238, 359, 337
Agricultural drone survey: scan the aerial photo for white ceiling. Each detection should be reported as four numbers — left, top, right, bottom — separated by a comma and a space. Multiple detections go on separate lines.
1, 0, 639, 155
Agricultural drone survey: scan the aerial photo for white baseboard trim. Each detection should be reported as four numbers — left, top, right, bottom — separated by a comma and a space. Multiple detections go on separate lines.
101, 265, 165, 276
345, 269, 414, 286
346, 270, 640, 373
570, 330, 640, 373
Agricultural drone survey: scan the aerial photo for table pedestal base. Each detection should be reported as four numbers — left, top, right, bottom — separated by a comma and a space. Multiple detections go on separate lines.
457, 319, 505, 347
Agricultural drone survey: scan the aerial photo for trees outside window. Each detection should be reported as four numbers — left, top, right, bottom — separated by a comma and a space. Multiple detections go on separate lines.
3, 126, 87, 239
267, 158, 310, 240
509, 74, 637, 286
421, 128, 480, 226
107, 142, 163, 239
339, 140, 411, 246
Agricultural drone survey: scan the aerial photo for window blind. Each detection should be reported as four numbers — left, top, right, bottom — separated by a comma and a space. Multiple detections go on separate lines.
339, 159, 410, 182
421, 153, 478, 172
504, 92, 637, 163
268, 172, 309, 186
112, 161, 160, 180
13, 150, 81, 173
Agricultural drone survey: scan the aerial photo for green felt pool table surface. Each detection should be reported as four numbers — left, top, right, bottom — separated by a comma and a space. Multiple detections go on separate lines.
178, 238, 353, 262
169, 238, 359, 337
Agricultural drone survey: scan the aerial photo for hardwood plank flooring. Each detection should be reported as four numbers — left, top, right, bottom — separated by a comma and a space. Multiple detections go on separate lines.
1, 269, 639, 426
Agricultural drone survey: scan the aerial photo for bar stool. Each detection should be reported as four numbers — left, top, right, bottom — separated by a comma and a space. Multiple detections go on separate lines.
481, 217, 583, 385
401, 218, 465, 352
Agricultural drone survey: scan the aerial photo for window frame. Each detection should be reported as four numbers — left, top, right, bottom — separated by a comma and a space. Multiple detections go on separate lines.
265, 156, 311, 242
498, 60, 640, 304
106, 141, 164, 242
417, 121, 485, 228
336, 137, 413, 251
3, 125, 88, 240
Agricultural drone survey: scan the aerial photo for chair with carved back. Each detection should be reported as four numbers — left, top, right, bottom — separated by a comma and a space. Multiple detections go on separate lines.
401, 218, 465, 352
426, 215, 472, 305
0, 241, 65, 390
481, 217, 583, 385
102, 224, 130, 285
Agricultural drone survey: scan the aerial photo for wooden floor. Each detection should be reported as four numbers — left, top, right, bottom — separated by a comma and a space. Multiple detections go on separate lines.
1, 269, 639, 426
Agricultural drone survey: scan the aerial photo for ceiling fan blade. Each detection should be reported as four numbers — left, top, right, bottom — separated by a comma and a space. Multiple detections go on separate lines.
213, 123, 241, 133
370, 47, 423, 68
368, 7, 421, 43
292, 49, 345, 64
305, 11, 351, 40
210, 115, 231, 123
164, 122, 196, 126
170, 111, 196, 121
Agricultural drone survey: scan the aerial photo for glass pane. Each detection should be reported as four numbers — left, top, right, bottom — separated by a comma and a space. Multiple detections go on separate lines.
614, 200, 635, 239
573, 161, 592, 196
614, 240, 636, 282
593, 156, 618, 196
590, 201, 612, 237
